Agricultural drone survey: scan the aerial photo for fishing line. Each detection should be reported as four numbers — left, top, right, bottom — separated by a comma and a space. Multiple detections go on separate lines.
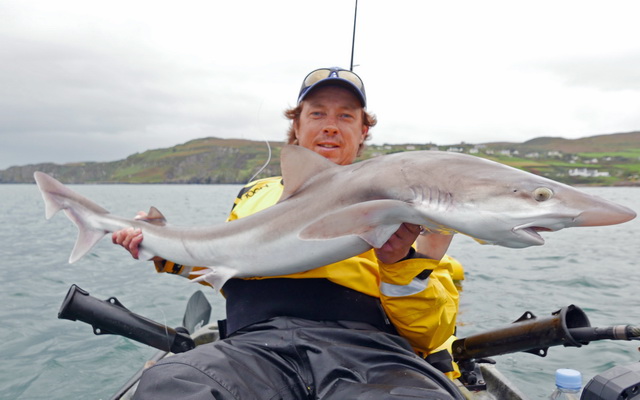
250, 0, 356, 183
247, 0, 356, 184
131, 286, 172, 348
247, 139, 272, 184
154, 304, 172, 349
246, 99, 273, 184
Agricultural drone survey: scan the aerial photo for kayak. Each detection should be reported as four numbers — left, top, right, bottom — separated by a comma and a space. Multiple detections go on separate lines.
57, 285, 639, 400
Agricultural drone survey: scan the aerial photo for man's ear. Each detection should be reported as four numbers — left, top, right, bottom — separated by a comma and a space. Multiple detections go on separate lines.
292, 120, 300, 144
361, 125, 369, 142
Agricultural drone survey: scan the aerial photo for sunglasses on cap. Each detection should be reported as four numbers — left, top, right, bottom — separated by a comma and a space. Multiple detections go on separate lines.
298, 67, 367, 107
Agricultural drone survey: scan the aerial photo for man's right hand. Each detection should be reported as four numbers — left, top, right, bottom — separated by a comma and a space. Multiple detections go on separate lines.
112, 211, 148, 259
112, 227, 144, 259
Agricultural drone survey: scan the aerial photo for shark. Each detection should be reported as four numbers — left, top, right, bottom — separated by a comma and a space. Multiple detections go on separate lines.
34, 145, 636, 289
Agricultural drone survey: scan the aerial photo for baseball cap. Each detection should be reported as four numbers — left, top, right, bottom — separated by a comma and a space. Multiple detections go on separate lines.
297, 67, 367, 107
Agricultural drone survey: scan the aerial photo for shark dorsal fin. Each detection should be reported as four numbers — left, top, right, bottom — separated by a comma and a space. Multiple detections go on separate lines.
136, 206, 167, 226
279, 145, 339, 201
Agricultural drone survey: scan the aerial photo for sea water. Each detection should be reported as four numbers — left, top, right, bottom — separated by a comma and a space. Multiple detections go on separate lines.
0, 183, 638, 399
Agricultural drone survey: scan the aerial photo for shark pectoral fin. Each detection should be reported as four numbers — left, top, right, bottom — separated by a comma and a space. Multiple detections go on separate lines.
358, 224, 403, 248
189, 266, 237, 291
299, 200, 415, 248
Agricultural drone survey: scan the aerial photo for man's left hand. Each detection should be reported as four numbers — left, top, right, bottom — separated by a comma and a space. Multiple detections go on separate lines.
374, 223, 422, 264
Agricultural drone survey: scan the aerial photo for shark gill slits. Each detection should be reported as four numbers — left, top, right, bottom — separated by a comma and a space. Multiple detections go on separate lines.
533, 187, 554, 202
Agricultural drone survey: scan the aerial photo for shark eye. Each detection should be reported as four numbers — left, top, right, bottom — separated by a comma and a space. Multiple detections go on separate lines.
533, 187, 553, 202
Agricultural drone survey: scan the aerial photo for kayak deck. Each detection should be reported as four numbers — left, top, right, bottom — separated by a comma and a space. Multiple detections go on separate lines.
458, 364, 530, 400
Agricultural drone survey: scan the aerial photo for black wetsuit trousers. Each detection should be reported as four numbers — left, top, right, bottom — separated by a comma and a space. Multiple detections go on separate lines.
132, 317, 462, 400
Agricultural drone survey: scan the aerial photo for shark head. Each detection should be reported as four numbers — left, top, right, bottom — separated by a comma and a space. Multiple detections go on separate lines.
506, 183, 636, 247
467, 174, 636, 248
395, 152, 637, 249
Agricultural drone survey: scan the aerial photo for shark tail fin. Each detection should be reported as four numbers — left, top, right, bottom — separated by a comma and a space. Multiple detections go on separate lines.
34, 172, 110, 263
189, 266, 237, 292
65, 208, 108, 263
34, 171, 67, 220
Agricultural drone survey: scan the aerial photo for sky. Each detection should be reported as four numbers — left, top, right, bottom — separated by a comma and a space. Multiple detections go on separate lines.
2, 0, 640, 169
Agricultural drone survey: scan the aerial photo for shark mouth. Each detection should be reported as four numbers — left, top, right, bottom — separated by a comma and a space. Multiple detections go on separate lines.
513, 225, 554, 245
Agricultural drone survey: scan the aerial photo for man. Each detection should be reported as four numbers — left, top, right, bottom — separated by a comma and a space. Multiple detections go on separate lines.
114, 67, 464, 399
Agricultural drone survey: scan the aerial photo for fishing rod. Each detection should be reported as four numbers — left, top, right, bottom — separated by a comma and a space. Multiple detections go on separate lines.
450, 304, 640, 393
350, 0, 358, 71
57, 285, 209, 354
58, 287, 640, 399
59, 287, 640, 360
451, 305, 640, 362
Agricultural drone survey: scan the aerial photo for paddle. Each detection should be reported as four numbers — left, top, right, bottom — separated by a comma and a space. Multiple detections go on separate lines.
182, 290, 212, 334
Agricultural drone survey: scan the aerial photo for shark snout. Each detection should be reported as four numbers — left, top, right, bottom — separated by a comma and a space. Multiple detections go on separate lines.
573, 203, 636, 227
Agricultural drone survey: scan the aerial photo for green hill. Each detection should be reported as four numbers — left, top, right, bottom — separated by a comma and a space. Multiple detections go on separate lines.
487, 131, 640, 154
2, 132, 640, 185
1, 138, 284, 184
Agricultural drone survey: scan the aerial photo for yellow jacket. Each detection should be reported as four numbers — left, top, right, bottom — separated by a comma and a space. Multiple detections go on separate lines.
156, 177, 461, 363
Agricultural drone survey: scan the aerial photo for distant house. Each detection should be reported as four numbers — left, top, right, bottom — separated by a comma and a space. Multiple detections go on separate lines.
568, 168, 610, 177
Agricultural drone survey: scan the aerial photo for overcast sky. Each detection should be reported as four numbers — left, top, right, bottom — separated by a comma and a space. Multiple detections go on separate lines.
2, 0, 640, 169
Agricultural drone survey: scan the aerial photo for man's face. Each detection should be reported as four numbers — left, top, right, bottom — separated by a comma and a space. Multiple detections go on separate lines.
295, 85, 368, 166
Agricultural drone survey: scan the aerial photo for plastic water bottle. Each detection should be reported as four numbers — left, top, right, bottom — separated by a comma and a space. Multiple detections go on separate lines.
549, 369, 582, 399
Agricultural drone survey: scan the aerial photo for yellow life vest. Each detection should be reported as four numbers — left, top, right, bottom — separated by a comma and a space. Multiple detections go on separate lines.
157, 176, 464, 376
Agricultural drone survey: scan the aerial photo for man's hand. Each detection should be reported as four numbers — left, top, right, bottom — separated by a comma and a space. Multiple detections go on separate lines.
111, 211, 147, 259
416, 231, 454, 262
112, 227, 144, 259
374, 223, 422, 264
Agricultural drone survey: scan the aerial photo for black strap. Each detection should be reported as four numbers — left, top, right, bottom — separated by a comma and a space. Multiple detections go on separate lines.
221, 278, 396, 338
